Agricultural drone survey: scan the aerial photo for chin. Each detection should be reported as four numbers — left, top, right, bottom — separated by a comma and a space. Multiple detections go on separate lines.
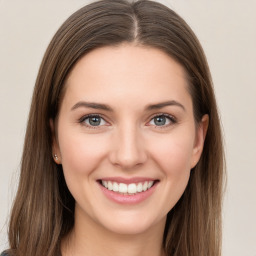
95, 210, 167, 236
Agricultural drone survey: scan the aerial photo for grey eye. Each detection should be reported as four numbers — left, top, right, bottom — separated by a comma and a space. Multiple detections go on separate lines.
154, 116, 167, 126
149, 115, 172, 126
85, 116, 106, 126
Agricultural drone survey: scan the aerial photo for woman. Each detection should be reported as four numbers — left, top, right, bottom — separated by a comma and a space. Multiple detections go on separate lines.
2, 0, 225, 255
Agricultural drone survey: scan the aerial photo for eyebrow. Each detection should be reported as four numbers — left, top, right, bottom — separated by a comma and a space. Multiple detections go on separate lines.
71, 100, 185, 112
145, 100, 186, 111
71, 101, 113, 111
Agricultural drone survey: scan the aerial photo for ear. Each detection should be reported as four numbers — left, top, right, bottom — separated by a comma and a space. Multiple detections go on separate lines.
190, 114, 209, 169
50, 119, 62, 164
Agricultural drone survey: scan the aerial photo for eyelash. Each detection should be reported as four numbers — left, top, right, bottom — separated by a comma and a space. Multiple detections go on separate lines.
78, 113, 177, 129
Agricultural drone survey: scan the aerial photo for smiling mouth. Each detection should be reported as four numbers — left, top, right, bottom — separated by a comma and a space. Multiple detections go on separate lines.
98, 180, 159, 195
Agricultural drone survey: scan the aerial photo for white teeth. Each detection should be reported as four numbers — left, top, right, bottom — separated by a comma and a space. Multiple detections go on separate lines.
107, 181, 113, 191
148, 181, 154, 188
143, 182, 148, 191
137, 183, 142, 192
112, 182, 119, 192
102, 180, 108, 188
128, 183, 137, 194
119, 183, 128, 193
101, 180, 155, 194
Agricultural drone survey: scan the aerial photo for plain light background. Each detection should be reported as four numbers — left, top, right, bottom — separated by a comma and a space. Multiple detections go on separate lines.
0, 0, 255, 255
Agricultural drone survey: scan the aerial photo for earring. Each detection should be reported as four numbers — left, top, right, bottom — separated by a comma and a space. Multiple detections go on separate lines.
54, 154, 58, 160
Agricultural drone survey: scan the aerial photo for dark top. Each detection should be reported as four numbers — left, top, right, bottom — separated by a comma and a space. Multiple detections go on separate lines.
0, 252, 8, 256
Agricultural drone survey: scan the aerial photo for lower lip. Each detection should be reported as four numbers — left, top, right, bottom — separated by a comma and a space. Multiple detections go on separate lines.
98, 182, 158, 205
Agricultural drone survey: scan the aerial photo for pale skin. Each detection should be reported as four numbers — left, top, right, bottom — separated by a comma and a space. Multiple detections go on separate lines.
51, 44, 208, 256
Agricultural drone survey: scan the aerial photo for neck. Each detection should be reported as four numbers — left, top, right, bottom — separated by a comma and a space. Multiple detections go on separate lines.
61, 207, 166, 256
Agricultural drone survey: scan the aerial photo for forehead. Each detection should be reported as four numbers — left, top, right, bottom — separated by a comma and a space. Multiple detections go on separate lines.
62, 44, 191, 110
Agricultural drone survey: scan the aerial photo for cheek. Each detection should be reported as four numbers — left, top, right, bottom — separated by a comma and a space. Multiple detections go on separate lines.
150, 133, 195, 175
148, 133, 194, 211
58, 132, 109, 176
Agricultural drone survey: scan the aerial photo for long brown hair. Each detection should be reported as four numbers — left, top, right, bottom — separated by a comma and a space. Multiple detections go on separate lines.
6, 0, 225, 255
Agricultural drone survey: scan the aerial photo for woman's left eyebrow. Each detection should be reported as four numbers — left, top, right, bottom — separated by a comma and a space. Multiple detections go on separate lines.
145, 100, 186, 111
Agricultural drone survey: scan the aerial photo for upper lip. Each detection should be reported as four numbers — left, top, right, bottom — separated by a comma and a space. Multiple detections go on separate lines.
98, 177, 158, 184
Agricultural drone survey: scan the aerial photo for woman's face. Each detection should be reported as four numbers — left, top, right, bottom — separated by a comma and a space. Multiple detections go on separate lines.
53, 44, 207, 236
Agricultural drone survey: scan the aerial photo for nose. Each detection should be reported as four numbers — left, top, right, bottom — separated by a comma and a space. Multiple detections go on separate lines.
109, 124, 147, 170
